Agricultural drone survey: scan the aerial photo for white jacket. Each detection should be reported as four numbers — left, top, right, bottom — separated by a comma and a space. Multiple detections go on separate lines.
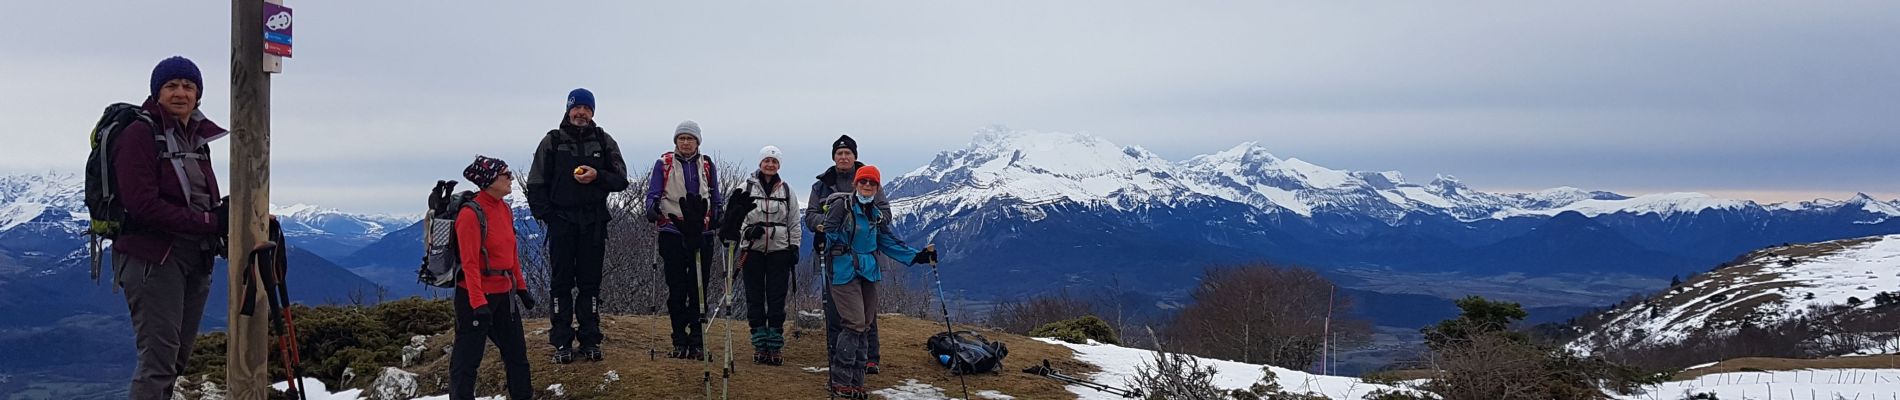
740, 173, 802, 253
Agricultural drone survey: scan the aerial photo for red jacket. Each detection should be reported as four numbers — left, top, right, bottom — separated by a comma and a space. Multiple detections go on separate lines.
110, 98, 228, 265
455, 191, 526, 309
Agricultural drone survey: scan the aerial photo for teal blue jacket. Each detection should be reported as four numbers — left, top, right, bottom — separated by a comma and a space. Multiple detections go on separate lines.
822, 193, 921, 285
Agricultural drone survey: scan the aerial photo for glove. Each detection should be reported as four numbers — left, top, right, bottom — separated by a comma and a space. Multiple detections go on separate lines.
719, 188, 754, 242
743, 225, 766, 241
645, 204, 662, 223
719, 221, 743, 243
789, 245, 800, 262
516, 290, 538, 311
678, 195, 709, 237
211, 201, 230, 234
912, 246, 938, 265
727, 188, 757, 217
472, 305, 492, 326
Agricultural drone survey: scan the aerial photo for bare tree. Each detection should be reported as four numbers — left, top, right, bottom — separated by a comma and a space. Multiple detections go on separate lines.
987, 289, 1096, 334
1167, 264, 1372, 370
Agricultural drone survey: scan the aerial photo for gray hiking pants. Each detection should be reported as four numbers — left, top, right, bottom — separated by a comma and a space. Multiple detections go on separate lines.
118, 250, 214, 400
828, 278, 878, 388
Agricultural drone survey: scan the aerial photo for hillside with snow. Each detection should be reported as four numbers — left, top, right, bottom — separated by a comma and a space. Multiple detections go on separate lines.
1568, 234, 1900, 353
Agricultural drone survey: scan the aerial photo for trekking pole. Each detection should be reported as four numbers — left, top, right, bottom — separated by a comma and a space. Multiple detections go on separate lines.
696, 246, 711, 400
1025, 359, 1140, 398
928, 259, 971, 400
709, 241, 747, 400
273, 249, 308, 400
251, 230, 308, 400
819, 243, 835, 400
726, 252, 748, 399
269, 222, 307, 400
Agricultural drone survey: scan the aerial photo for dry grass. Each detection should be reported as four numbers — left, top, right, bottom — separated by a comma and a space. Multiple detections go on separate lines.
1673, 354, 1900, 381
411, 313, 1091, 399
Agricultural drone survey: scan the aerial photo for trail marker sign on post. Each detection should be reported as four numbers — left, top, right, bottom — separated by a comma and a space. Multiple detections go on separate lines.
263, 1, 291, 72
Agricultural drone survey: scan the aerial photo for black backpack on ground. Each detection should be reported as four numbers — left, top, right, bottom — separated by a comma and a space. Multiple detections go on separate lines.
927, 331, 1009, 375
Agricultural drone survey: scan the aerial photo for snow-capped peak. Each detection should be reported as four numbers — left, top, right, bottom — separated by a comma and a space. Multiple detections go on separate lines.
891, 127, 1191, 215
1426, 174, 1468, 195
0, 172, 89, 232
0, 172, 84, 209
271, 203, 336, 218
1845, 193, 1900, 216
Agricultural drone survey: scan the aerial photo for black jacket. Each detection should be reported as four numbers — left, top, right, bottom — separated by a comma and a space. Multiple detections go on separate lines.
525, 119, 630, 223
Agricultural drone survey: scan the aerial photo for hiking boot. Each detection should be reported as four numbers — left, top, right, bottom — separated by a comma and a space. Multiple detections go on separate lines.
865, 361, 879, 374
765, 350, 783, 366
579, 345, 604, 362
753, 350, 770, 365
687, 346, 706, 361
550, 347, 575, 364
828, 384, 867, 399
668, 346, 692, 359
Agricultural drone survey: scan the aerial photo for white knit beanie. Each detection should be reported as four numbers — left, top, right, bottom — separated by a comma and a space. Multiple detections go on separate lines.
759, 145, 783, 163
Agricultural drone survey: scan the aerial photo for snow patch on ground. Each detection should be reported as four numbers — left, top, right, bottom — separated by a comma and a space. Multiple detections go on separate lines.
1611, 369, 1900, 400
273, 379, 361, 400
1042, 338, 1402, 400
866, 379, 1019, 400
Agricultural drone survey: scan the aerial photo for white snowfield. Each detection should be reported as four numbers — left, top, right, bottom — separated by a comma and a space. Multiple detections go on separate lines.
1569, 234, 1900, 353
1611, 369, 1900, 400
1041, 338, 1403, 400
885, 128, 1899, 225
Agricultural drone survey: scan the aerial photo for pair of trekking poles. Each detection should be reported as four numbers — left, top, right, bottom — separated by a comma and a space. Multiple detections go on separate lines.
238, 220, 309, 400
694, 239, 746, 400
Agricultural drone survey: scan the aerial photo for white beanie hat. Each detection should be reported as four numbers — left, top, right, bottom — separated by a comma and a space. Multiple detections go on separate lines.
759, 145, 783, 163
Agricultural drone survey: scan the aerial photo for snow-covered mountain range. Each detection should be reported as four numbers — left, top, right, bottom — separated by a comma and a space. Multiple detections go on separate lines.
889, 126, 1898, 225
0, 172, 415, 262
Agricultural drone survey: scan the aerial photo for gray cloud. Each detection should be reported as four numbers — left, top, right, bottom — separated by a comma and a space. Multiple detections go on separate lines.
3, 1, 1895, 213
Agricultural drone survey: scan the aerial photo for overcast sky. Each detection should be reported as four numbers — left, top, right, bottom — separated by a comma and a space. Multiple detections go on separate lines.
3, 1, 1895, 214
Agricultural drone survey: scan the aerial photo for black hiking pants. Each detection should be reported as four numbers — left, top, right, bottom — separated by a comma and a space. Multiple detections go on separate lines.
743, 249, 796, 348
450, 288, 532, 400
546, 218, 606, 350
660, 232, 714, 347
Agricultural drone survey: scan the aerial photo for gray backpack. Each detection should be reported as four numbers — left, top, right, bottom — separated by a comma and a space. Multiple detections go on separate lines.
418, 191, 487, 288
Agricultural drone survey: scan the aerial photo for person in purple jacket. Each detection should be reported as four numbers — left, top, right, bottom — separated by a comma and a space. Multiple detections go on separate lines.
644, 120, 725, 359
111, 56, 231, 400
